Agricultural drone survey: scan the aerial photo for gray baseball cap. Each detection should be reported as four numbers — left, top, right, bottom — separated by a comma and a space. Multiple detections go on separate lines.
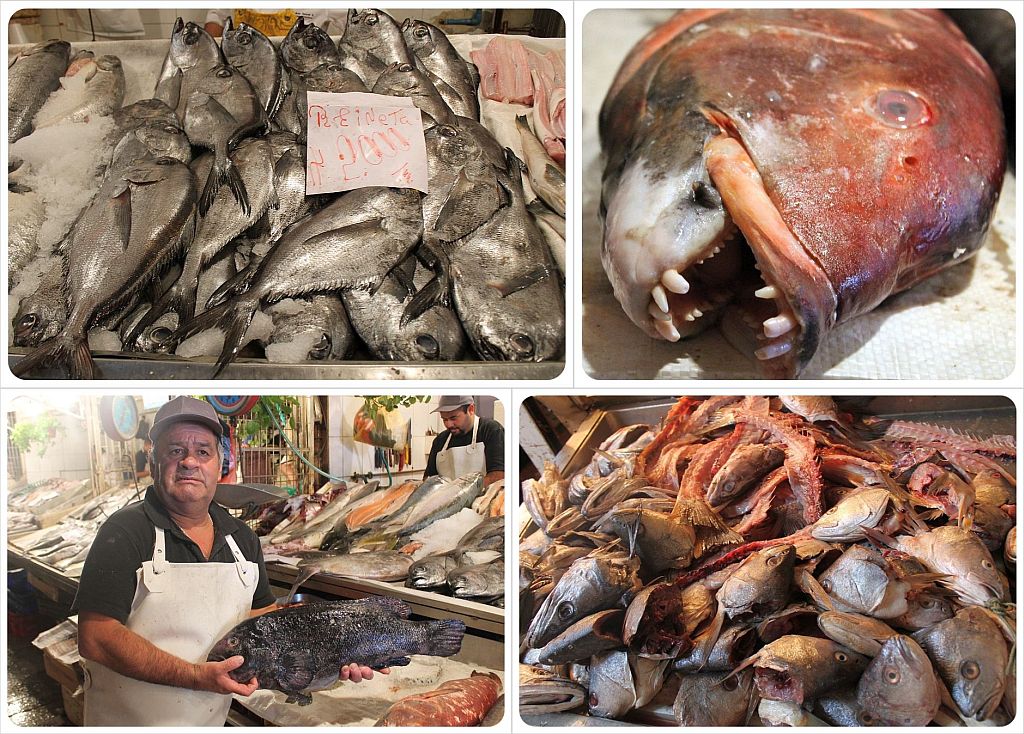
431, 395, 475, 413
149, 396, 223, 443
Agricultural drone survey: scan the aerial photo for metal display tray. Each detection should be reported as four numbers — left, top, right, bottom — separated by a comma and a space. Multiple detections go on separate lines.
8, 351, 564, 380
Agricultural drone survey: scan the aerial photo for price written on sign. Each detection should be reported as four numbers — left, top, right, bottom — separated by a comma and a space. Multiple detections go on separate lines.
305, 91, 429, 195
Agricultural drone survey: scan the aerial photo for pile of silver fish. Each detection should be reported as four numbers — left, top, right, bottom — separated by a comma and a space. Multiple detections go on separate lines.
520, 396, 1016, 727
253, 473, 504, 607
9, 9, 565, 378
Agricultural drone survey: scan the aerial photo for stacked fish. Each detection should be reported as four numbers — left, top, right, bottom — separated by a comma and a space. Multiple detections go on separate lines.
255, 473, 504, 607
519, 396, 1016, 727
8, 9, 565, 379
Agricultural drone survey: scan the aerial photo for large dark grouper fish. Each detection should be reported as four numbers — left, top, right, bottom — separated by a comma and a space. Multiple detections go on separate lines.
600, 9, 1006, 378
207, 597, 466, 705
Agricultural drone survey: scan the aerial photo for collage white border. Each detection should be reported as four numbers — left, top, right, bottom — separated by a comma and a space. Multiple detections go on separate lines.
2, 1, 1023, 732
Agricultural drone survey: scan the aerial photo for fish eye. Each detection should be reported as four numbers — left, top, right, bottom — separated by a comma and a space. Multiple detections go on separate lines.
870, 89, 930, 129
556, 600, 575, 620
860, 712, 875, 725
307, 333, 331, 360
884, 667, 900, 684
834, 651, 848, 663
398, 63, 413, 72
366, 15, 379, 25
415, 27, 428, 38
720, 675, 738, 692
439, 125, 458, 138
303, 36, 319, 49
216, 68, 232, 78
238, 33, 252, 45
156, 157, 176, 165
510, 333, 535, 357
588, 693, 599, 707
17, 314, 37, 329
163, 125, 179, 134
920, 598, 934, 609
981, 560, 993, 569
415, 334, 440, 359
150, 326, 173, 344
228, 636, 240, 647
821, 578, 832, 593
960, 661, 980, 680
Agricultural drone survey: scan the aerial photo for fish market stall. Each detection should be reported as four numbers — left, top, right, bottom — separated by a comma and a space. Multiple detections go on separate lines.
581, 9, 1016, 380
518, 395, 1017, 727
6, 392, 508, 727
8, 8, 566, 380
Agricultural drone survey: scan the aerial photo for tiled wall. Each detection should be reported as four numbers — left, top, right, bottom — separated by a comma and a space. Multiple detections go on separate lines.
23, 8, 537, 42
327, 396, 505, 484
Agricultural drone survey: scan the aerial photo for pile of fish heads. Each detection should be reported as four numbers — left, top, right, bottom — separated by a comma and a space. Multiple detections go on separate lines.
519, 396, 1016, 727
9, 8, 564, 379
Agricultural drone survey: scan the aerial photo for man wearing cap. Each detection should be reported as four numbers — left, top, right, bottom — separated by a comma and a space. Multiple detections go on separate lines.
75, 397, 379, 726
424, 396, 504, 486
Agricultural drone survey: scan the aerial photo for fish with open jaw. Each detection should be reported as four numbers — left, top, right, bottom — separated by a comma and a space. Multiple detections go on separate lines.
182, 63, 266, 216
12, 158, 196, 379
8, 40, 71, 143
171, 186, 422, 376
599, 9, 1005, 376
221, 18, 286, 118
402, 18, 481, 120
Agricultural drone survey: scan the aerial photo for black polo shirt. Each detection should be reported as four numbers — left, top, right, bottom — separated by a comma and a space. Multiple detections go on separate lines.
73, 487, 276, 624
424, 417, 504, 478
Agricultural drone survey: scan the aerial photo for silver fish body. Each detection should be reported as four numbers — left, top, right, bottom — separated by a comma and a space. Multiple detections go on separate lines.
371, 61, 457, 128
12, 259, 66, 347
34, 54, 125, 128
8, 40, 71, 143
262, 295, 355, 362
222, 19, 286, 117
338, 8, 415, 88
402, 18, 480, 120
448, 559, 504, 601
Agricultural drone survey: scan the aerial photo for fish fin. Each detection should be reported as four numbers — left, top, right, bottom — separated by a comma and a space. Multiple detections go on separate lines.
392, 258, 417, 296
859, 524, 899, 550
170, 295, 258, 377
277, 651, 315, 690
285, 567, 318, 604
224, 154, 251, 217
422, 619, 466, 657
433, 169, 495, 242
366, 596, 413, 619
400, 273, 448, 327
695, 607, 725, 671
211, 298, 259, 378
901, 572, 951, 587
207, 258, 262, 310
199, 156, 223, 217
11, 334, 95, 380
799, 568, 835, 611
111, 185, 133, 252
285, 692, 313, 706
486, 264, 551, 298
382, 656, 412, 668
544, 163, 566, 186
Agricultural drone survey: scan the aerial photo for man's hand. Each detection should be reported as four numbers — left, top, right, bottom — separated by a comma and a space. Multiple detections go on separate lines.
340, 664, 391, 683
196, 656, 259, 696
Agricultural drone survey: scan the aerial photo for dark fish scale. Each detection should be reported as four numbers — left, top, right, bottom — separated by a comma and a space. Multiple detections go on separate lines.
208, 597, 465, 704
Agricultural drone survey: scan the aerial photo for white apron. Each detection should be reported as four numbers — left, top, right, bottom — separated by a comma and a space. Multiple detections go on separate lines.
435, 417, 487, 479
83, 527, 258, 726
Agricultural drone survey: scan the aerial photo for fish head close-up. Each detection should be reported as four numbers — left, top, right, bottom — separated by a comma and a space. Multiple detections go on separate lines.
599, 9, 1006, 377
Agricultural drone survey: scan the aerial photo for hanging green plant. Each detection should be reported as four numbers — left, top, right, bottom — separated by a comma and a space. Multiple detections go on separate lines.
232, 396, 300, 446
9, 414, 66, 456
359, 396, 431, 420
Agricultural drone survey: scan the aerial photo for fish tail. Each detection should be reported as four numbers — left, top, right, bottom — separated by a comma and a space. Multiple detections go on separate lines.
213, 297, 259, 378
399, 274, 446, 327
422, 619, 466, 657
224, 155, 251, 218
11, 333, 95, 379
198, 155, 224, 217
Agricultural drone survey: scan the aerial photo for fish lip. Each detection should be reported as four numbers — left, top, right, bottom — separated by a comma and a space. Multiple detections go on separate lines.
703, 126, 837, 377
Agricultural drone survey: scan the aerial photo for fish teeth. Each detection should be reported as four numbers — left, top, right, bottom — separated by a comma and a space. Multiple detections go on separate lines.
661, 270, 690, 294
648, 301, 672, 321
651, 284, 669, 312
763, 314, 796, 338
683, 308, 704, 322
654, 318, 681, 342
755, 285, 779, 300
755, 339, 793, 360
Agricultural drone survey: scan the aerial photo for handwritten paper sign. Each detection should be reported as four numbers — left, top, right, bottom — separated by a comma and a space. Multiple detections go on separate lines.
305, 91, 428, 195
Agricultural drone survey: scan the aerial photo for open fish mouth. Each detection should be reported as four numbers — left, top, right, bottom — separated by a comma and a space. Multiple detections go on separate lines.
615, 115, 838, 378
